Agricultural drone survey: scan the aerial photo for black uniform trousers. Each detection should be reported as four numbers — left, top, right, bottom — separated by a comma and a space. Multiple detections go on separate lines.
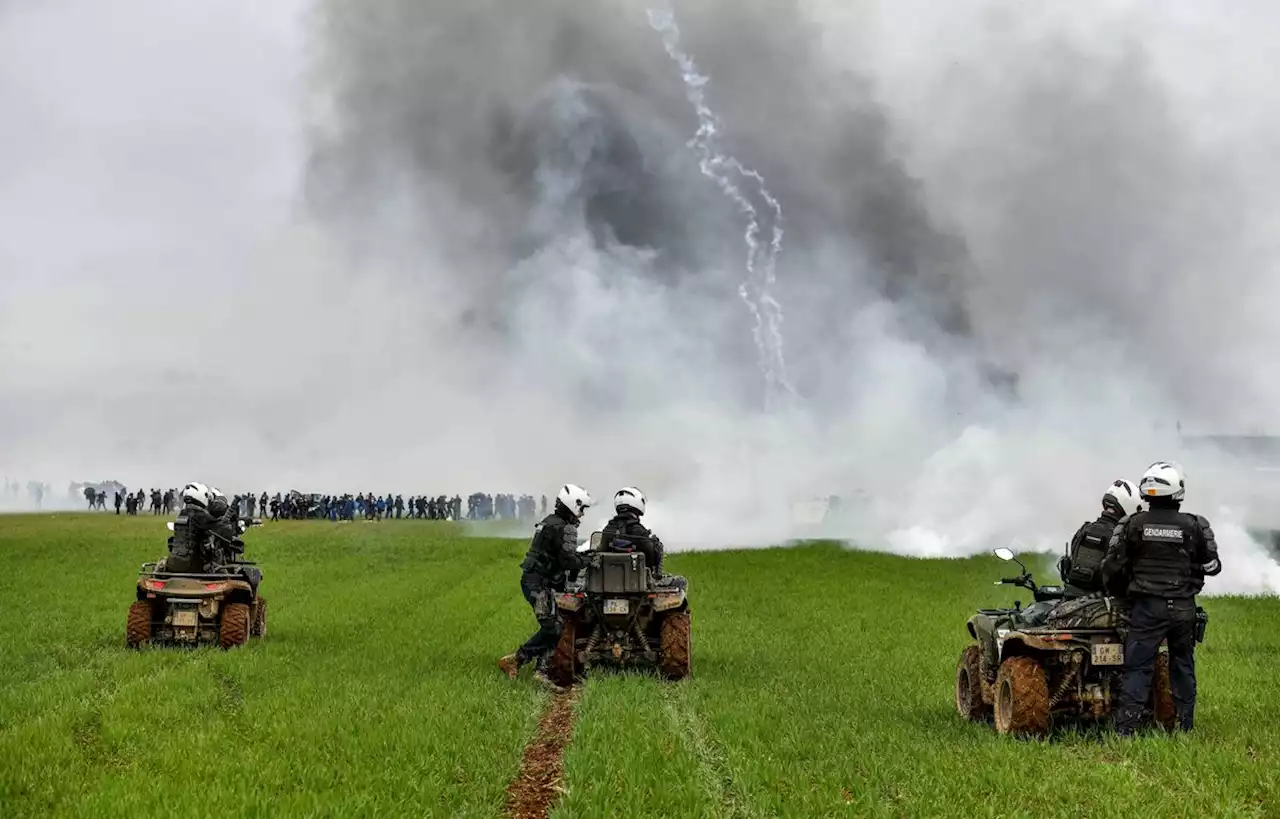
516, 572, 563, 668
1116, 595, 1198, 734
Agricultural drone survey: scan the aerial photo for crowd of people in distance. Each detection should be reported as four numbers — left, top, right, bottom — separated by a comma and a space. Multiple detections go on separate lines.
253, 491, 548, 522
73, 489, 548, 524
2, 480, 549, 524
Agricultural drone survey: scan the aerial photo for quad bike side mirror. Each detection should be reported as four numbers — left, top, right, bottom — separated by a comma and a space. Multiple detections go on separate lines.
994, 547, 1029, 574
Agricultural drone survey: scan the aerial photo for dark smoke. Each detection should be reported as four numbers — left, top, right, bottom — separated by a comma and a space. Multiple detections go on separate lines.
304, 0, 979, 387
297, 0, 1280, 586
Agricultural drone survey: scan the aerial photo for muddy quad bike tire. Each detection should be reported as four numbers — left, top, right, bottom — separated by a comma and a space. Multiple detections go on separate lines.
659, 611, 692, 681
955, 644, 989, 721
994, 656, 1050, 737
548, 616, 579, 687
251, 596, 268, 638
126, 601, 152, 648
219, 603, 251, 650
1152, 652, 1177, 730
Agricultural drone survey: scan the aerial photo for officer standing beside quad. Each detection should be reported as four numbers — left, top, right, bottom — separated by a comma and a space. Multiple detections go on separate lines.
1102, 461, 1221, 735
1058, 479, 1145, 598
498, 484, 595, 687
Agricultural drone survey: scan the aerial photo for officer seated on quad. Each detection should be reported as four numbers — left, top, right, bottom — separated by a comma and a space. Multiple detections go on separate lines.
163, 483, 220, 573
206, 486, 263, 594
1058, 478, 1145, 598
206, 487, 244, 565
599, 487, 683, 587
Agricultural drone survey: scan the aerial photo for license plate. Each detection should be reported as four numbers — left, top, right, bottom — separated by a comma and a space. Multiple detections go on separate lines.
172, 609, 198, 627
1091, 643, 1124, 665
603, 599, 629, 615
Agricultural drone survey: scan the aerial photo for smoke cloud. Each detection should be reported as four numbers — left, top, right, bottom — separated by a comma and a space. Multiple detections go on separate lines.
3, 0, 1279, 595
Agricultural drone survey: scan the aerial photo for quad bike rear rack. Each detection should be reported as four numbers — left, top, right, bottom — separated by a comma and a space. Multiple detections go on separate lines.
140, 563, 258, 578
1016, 627, 1118, 636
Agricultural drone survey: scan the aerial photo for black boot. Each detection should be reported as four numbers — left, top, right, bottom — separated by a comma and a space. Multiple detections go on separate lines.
1113, 706, 1144, 737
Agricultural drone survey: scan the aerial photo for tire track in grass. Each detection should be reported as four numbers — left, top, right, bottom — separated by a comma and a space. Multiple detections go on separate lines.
505, 687, 582, 819
660, 685, 755, 819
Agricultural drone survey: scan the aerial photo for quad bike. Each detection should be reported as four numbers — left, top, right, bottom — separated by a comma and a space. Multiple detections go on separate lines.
125, 519, 267, 650
547, 531, 691, 686
955, 547, 1207, 737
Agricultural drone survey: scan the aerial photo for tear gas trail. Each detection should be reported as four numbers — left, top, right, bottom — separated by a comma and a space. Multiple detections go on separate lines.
647, 1, 793, 407
3, 0, 1280, 596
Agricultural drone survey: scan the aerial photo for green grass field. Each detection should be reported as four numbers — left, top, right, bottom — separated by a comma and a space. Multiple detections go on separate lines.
2, 514, 1278, 818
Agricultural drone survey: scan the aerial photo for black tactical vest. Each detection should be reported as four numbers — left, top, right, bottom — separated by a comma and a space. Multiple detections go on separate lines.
601, 513, 644, 551
1125, 508, 1202, 598
167, 513, 205, 573
1067, 514, 1119, 592
519, 513, 576, 580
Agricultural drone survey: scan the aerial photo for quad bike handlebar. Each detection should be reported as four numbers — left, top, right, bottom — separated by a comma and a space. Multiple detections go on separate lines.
991, 548, 1067, 602
995, 575, 1067, 604
996, 573, 1039, 592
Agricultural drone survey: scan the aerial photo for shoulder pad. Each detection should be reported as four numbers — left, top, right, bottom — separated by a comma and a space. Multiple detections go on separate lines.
1106, 518, 1126, 546
1192, 514, 1212, 527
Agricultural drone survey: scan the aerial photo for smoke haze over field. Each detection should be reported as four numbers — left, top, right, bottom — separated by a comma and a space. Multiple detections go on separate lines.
4, 0, 1280, 593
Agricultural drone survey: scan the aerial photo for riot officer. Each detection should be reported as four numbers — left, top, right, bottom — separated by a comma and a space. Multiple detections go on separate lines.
599, 487, 665, 580
166, 483, 219, 573
206, 487, 242, 565
1102, 461, 1221, 734
1058, 479, 1144, 597
497, 483, 594, 687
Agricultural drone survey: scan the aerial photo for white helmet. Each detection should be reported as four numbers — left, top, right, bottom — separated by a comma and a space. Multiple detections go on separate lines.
1139, 461, 1186, 501
614, 486, 647, 515
556, 483, 594, 520
1102, 479, 1144, 517
181, 482, 211, 508
209, 486, 226, 502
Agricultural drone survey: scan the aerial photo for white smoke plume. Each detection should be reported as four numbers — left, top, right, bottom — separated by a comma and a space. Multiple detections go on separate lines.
2, 0, 1279, 595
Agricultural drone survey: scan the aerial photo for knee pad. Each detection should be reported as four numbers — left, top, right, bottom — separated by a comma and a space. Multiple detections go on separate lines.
532, 589, 556, 619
